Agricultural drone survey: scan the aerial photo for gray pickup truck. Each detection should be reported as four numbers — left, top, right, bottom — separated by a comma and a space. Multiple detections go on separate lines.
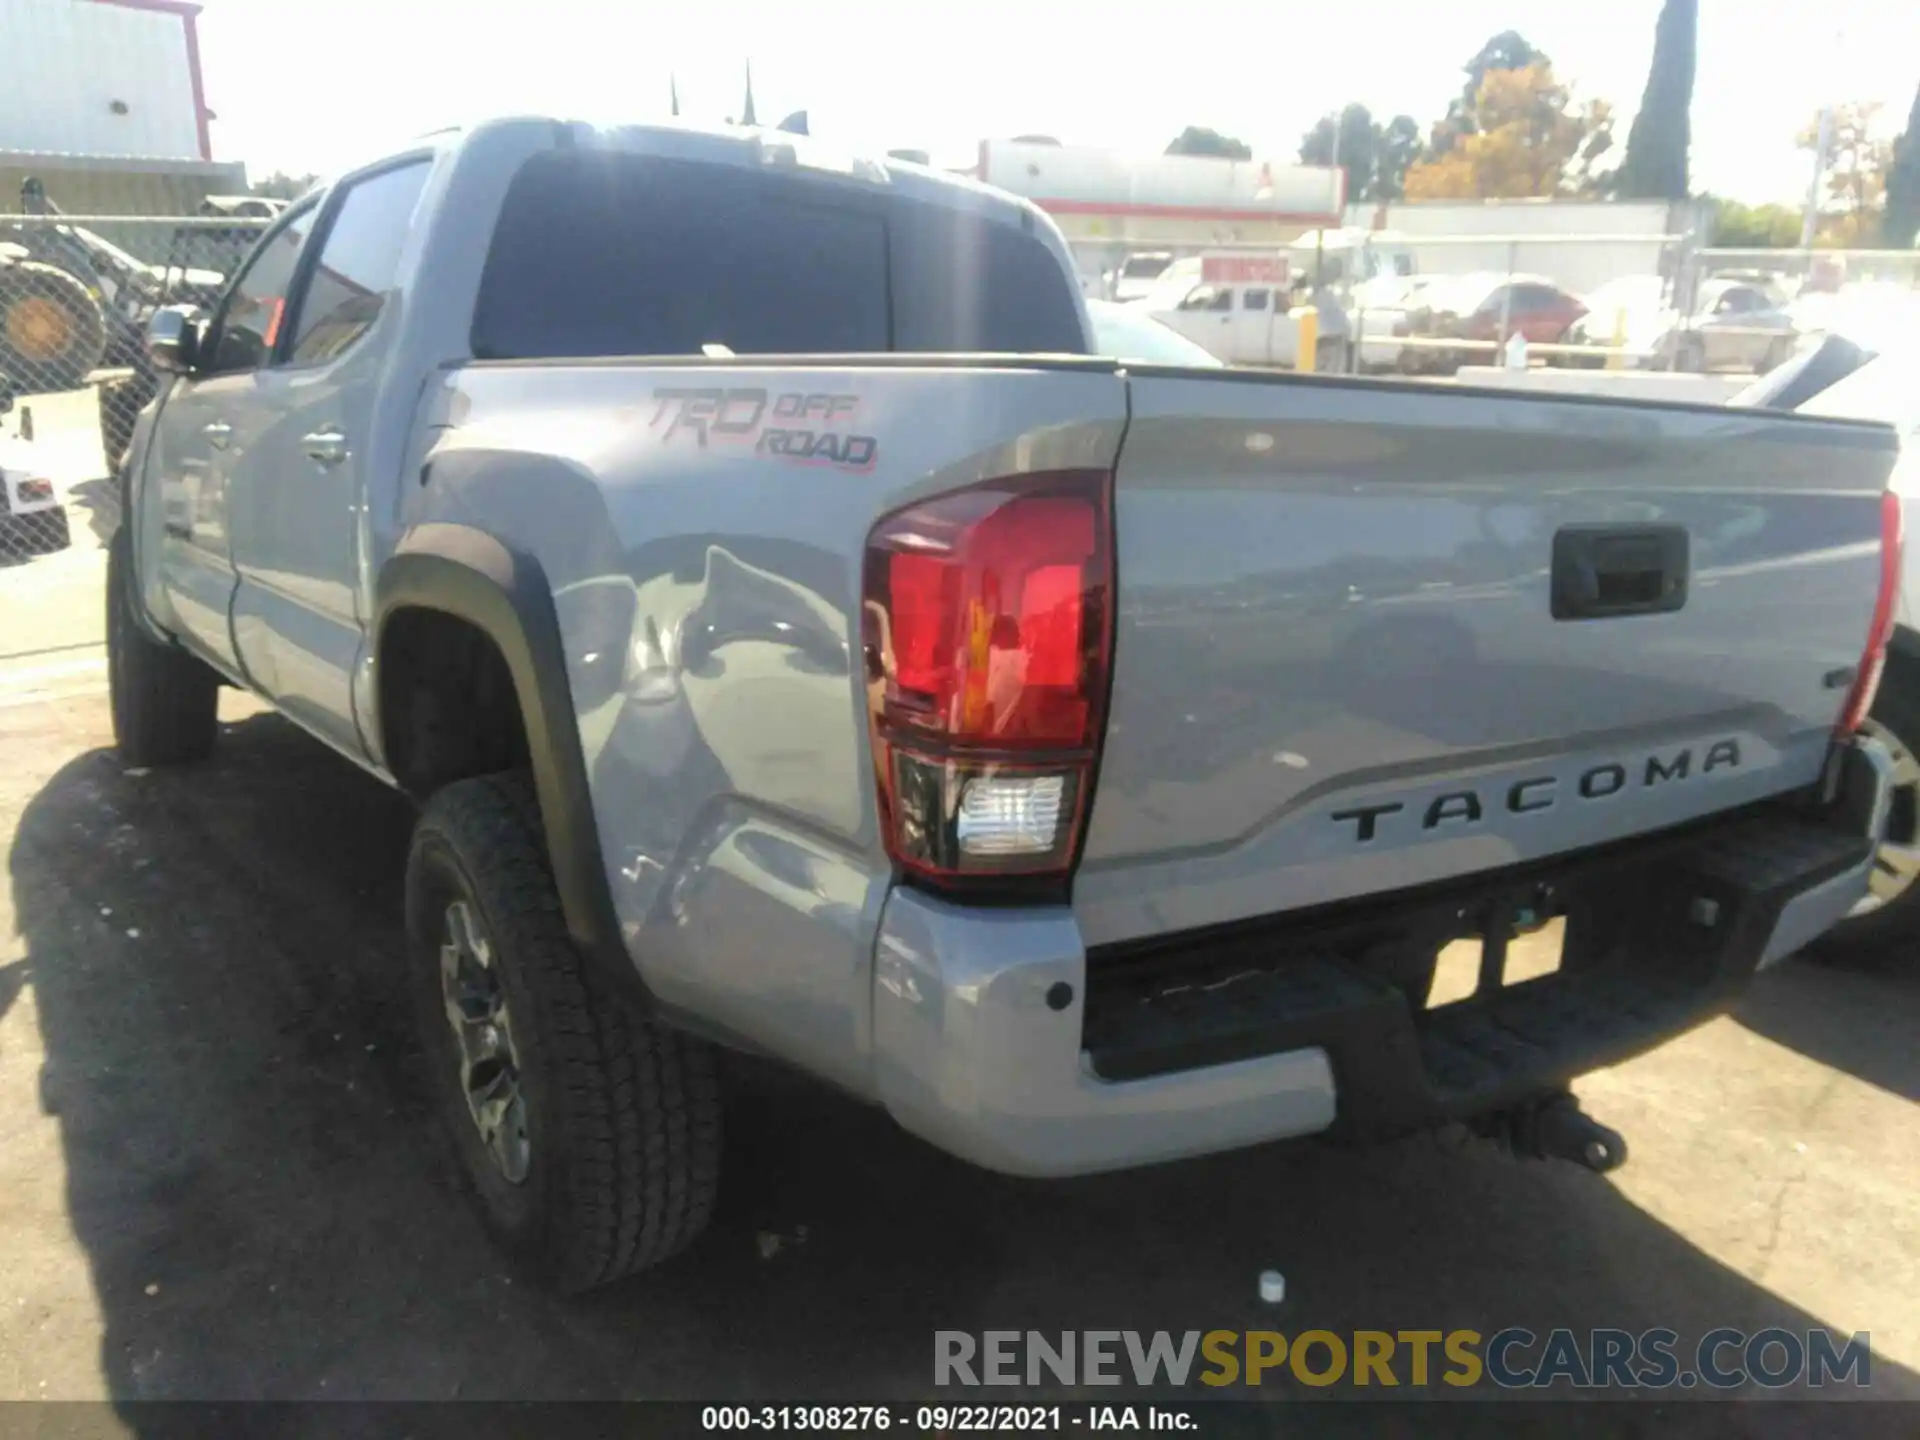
111, 117, 1902, 1292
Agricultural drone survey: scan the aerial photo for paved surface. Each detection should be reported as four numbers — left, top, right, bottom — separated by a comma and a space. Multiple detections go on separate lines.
0, 663, 1915, 1420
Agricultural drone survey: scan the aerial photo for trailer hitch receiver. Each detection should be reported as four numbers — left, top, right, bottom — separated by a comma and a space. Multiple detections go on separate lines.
1474, 1091, 1629, 1173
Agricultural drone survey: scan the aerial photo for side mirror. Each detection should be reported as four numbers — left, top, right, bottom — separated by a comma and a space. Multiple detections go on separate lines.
146, 304, 205, 374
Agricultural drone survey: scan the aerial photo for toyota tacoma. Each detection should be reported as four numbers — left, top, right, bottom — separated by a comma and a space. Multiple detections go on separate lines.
109, 117, 1903, 1291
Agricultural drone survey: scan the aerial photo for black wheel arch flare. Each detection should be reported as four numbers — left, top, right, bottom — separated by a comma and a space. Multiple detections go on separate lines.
373, 529, 652, 1014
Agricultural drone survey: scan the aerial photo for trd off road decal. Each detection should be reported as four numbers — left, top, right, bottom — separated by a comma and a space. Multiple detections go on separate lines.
650, 388, 878, 471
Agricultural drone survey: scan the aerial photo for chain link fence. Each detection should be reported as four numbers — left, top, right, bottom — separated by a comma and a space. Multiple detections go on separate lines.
1075, 230, 1920, 383
1, 212, 269, 569
3, 210, 1913, 576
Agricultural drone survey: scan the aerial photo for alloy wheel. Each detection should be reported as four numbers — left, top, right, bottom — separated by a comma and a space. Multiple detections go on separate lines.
438, 898, 531, 1183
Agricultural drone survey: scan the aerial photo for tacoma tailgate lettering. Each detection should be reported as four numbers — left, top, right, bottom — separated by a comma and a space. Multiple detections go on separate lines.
1333, 740, 1744, 844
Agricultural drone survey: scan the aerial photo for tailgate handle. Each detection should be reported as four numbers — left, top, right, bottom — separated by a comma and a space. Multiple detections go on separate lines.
1551, 525, 1688, 621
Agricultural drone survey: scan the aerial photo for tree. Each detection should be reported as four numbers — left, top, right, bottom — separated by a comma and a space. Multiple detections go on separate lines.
1402, 62, 1615, 199
1616, 0, 1697, 199
1165, 127, 1252, 161
1706, 197, 1802, 248
1428, 30, 1545, 158
250, 171, 317, 200
1376, 115, 1422, 200
1299, 104, 1376, 199
1886, 82, 1920, 248
1798, 103, 1892, 246
1298, 106, 1423, 201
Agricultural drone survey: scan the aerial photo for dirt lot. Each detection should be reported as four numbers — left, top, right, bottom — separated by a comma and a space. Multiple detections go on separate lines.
0, 656, 1915, 1423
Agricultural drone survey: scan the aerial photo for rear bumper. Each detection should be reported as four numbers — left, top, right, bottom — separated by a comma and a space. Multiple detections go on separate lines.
870, 736, 1890, 1177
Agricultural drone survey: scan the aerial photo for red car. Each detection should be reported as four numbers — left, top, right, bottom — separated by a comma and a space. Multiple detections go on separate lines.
1400, 273, 1588, 374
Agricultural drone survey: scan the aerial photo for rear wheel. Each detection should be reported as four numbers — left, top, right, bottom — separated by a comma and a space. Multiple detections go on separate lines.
0, 260, 108, 392
106, 527, 218, 765
406, 773, 722, 1291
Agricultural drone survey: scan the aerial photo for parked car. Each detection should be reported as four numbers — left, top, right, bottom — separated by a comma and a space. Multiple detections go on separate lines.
112, 116, 1899, 1293
1397, 273, 1587, 374
1108, 250, 1174, 303
1141, 261, 1351, 369
1738, 341, 1920, 953
1569, 275, 1800, 373
0, 380, 68, 554
1140, 233, 1425, 372
1086, 298, 1223, 366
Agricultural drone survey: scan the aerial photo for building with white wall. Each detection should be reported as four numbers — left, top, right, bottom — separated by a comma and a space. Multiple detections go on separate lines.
0, 0, 244, 213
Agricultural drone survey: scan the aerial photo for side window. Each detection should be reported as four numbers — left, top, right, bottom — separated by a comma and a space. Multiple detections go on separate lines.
204, 204, 317, 373
1175, 286, 1221, 312
288, 161, 430, 365
1242, 288, 1270, 312
1511, 283, 1559, 311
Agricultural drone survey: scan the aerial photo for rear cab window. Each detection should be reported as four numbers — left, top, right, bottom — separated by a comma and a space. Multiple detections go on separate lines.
471, 150, 1087, 360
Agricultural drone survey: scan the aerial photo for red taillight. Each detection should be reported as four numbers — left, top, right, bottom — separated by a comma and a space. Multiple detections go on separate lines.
862, 470, 1114, 887
1838, 487, 1904, 735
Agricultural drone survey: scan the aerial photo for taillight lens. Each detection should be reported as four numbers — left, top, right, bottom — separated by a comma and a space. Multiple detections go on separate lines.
1838, 487, 1903, 736
862, 470, 1114, 888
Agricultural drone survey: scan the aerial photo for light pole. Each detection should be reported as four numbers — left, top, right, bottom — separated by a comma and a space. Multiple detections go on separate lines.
1800, 105, 1833, 252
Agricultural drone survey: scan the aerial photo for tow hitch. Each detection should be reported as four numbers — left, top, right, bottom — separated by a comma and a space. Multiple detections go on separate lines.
1474, 1091, 1629, 1174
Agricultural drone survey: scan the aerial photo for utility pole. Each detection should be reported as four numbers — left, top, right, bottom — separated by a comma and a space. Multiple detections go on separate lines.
1799, 22, 1846, 253
1800, 105, 1833, 251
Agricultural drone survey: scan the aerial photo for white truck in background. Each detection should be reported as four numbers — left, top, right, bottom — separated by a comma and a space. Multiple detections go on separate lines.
1142, 228, 1421, 370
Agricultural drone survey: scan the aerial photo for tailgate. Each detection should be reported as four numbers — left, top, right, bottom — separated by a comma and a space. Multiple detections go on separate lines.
1076, 373, 1900, 947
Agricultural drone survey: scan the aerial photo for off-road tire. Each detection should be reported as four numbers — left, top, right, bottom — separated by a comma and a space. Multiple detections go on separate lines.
0, 259, 108, 392
106, 527, 218, 765
406, 773, 722, 1291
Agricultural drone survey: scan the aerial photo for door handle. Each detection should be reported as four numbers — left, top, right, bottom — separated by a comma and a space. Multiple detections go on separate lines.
203, 420, 232, 449
302, 429, 349, 467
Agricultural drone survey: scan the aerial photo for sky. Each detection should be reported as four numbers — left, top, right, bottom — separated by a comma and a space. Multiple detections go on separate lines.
192, 0, 1919, 206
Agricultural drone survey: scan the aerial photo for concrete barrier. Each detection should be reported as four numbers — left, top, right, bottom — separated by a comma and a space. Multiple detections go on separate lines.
1451, 367, 1748, 404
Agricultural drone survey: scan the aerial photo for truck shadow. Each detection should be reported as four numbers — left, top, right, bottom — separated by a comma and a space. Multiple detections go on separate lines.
10, 712, 1919, 1420
1732, 943, 1919, 1103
